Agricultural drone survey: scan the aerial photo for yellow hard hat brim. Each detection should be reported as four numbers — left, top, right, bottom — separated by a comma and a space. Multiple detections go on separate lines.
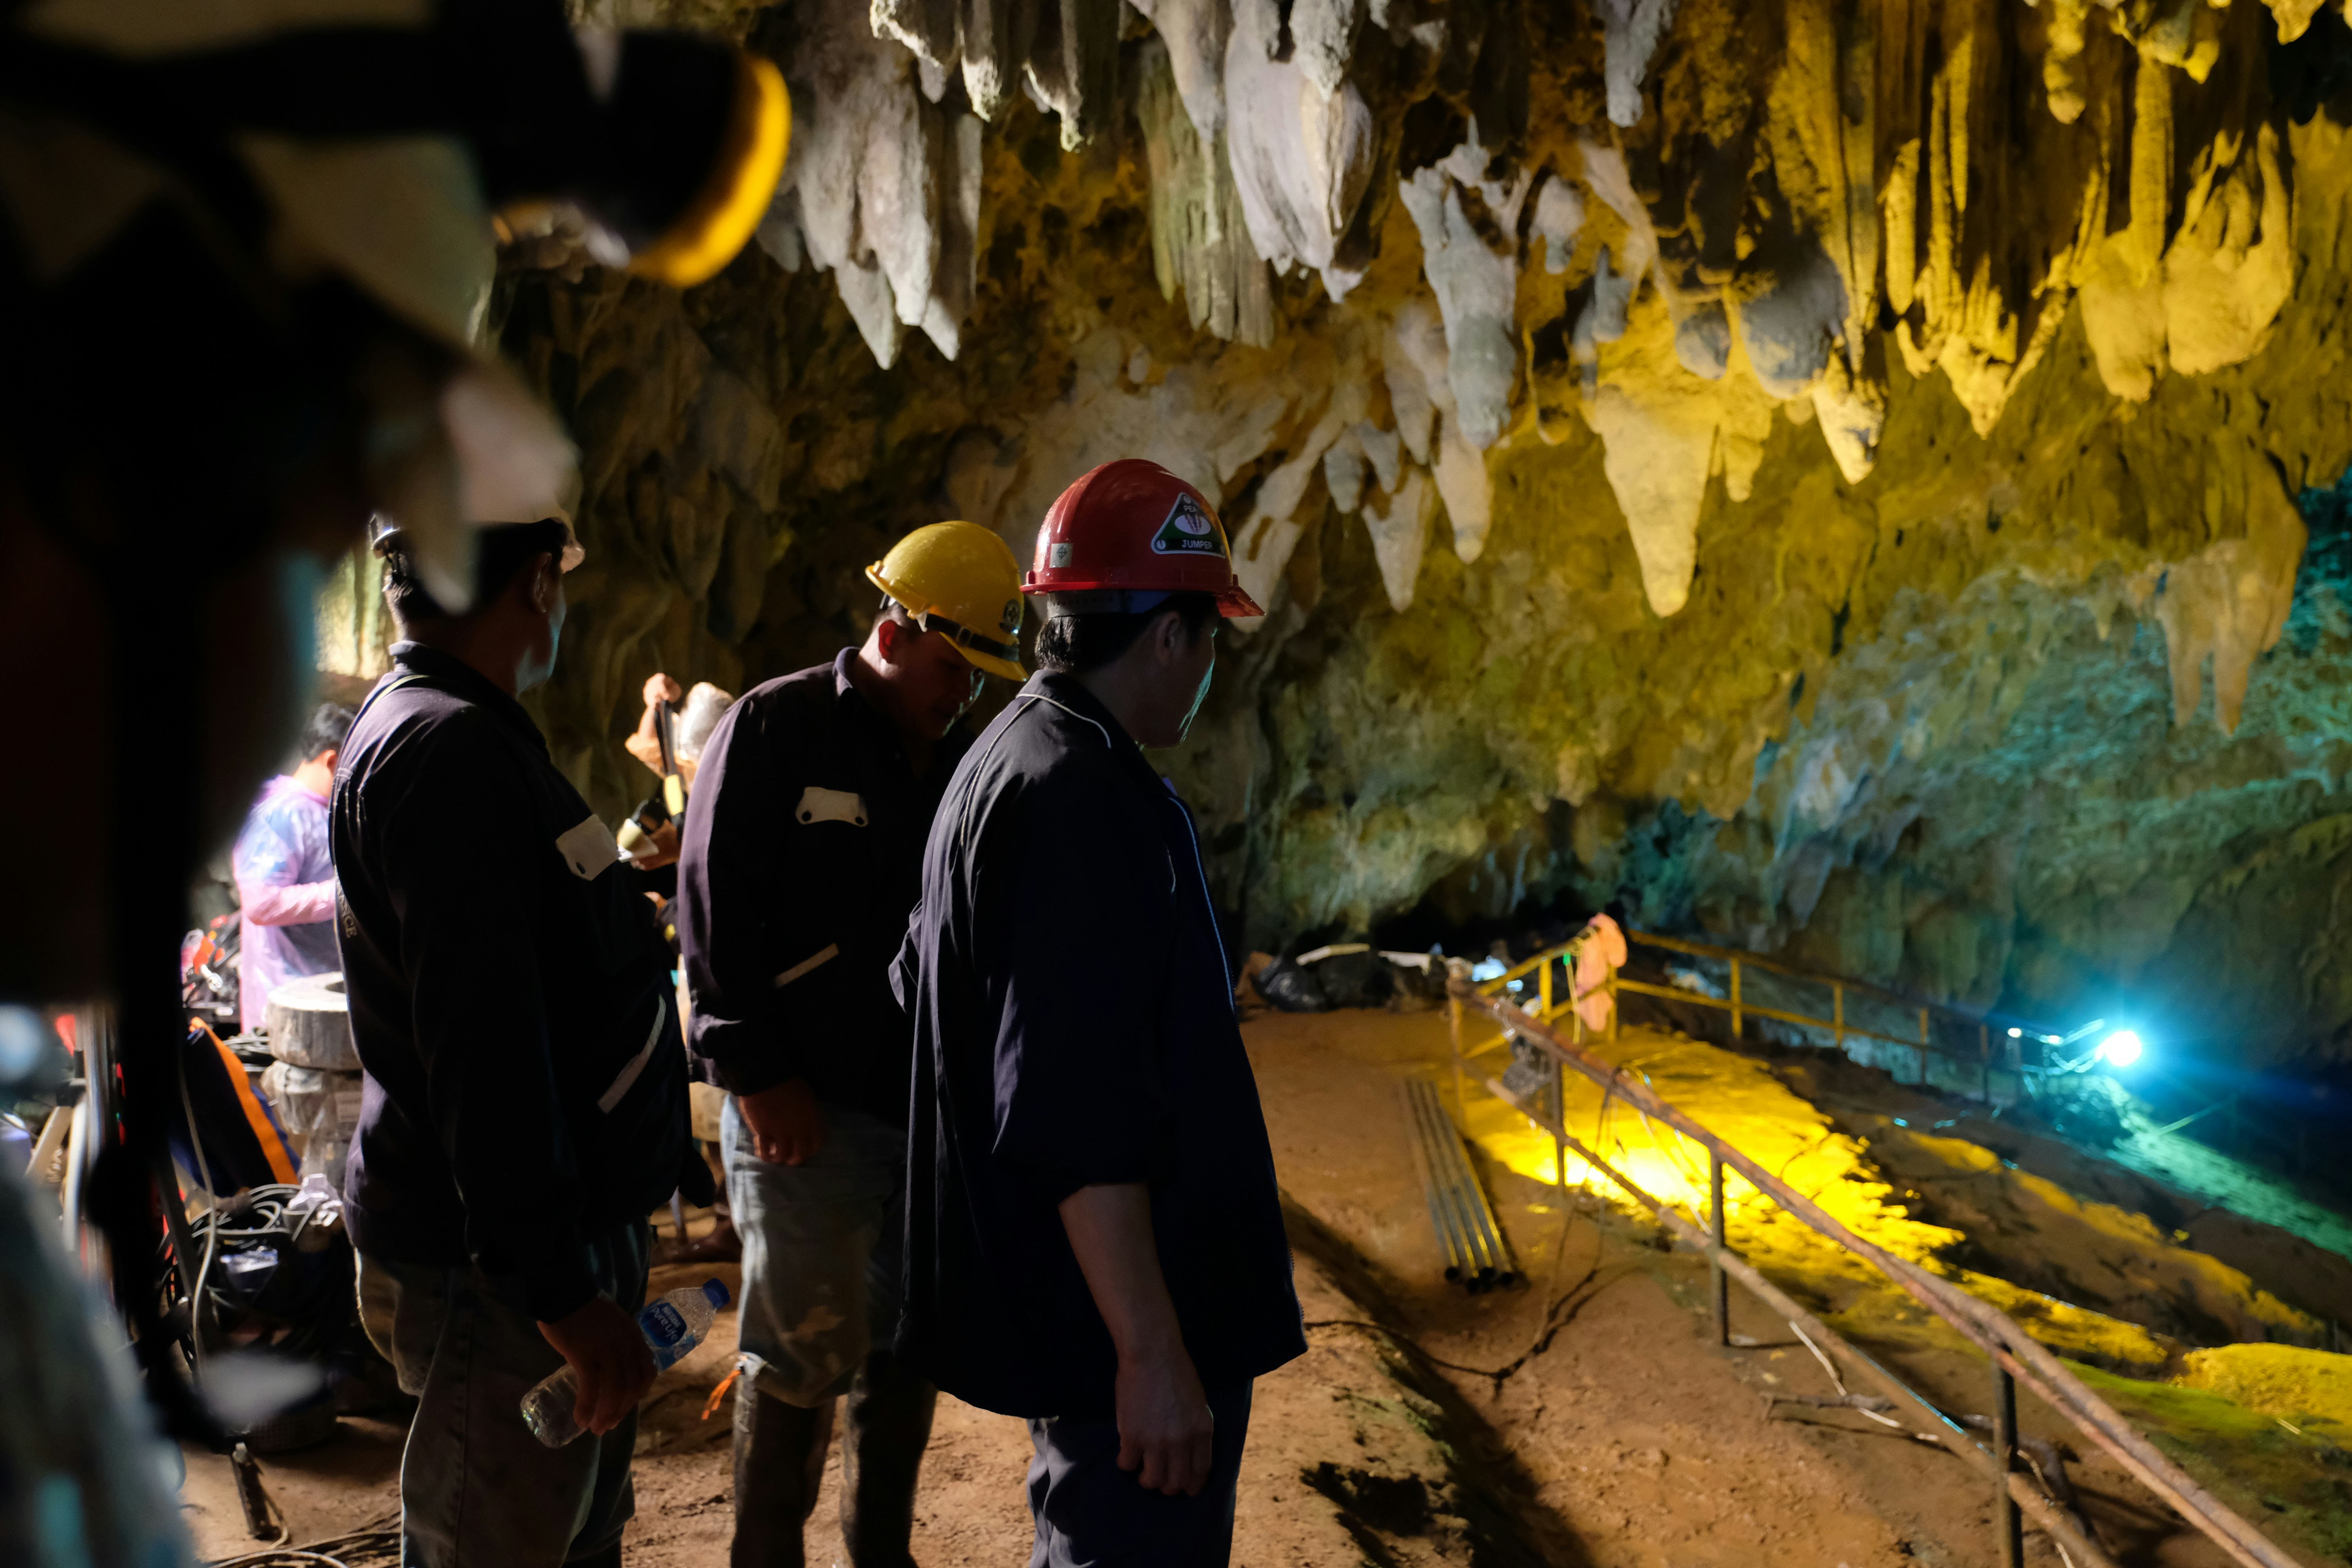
866, 563, 1027, 681
950, 641, 1029, 682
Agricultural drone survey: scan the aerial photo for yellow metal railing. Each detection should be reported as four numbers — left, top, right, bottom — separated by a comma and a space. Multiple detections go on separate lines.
1444, 975, 2297, 1568
1473, 927, 2049, 1105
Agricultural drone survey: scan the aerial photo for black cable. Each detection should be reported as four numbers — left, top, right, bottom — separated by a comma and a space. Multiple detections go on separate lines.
209, 1509, 402, 1568
162, 1184, 348, 1363
177, 1040, 221, 1365
1302, 1220, 1630, 1395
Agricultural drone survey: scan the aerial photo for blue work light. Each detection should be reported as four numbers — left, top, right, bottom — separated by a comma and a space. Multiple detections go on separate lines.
2096, 1029, 2144, 1068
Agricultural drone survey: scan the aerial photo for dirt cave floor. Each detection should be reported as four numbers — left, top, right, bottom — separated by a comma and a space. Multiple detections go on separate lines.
182, 1009, 2267, 1568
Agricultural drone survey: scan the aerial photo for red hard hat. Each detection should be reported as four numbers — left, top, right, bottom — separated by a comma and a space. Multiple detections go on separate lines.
1024, 459, 1265, 617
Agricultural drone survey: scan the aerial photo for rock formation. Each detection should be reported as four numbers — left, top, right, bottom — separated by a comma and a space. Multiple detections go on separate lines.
484, 0, 2352, 1062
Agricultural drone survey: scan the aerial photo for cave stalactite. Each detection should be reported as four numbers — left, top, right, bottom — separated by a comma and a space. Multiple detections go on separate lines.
740, 0, 2314, 654
499, 0, 2352, 1060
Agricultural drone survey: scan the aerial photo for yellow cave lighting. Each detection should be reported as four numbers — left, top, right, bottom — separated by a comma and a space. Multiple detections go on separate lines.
1445, 1023, 2192, 1373
628, 53, 790, 289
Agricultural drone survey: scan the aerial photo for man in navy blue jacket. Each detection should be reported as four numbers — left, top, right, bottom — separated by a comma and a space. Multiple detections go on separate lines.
336, 515, 694, 1568
897, 462, 1305, 1567
679, 521, 1028, 1568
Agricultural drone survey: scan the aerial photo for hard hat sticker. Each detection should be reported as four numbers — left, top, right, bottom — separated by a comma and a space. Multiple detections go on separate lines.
1049, 542, 1074, 568
1150, 493, 1225, 557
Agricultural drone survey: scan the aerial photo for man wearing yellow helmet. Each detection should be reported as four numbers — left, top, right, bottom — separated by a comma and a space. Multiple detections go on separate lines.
676, 520, 1025, 1567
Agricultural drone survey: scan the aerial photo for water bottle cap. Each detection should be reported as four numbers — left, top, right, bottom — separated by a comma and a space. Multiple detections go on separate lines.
701, 1278, 731, 1310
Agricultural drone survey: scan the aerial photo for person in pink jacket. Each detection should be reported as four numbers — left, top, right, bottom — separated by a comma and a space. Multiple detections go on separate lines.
233, 701, 356, 1033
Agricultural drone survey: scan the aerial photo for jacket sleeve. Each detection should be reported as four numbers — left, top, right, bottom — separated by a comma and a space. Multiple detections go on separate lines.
677, 699, 802, 1096
241, 879, 338, 927
985, 771, 1176, 1201
234, 803, 337, 926
379, 724, 598, 1322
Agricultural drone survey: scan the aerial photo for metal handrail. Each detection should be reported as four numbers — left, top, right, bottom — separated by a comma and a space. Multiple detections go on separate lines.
1448, 979, 2301, 1568
1619, 928, 2019, 1023
1480, 928, 2060, 1103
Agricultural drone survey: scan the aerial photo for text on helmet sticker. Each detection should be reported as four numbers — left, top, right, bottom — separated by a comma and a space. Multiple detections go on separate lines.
1150, 492, 1225, 558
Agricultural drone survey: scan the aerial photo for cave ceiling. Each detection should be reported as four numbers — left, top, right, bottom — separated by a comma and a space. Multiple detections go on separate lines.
501, 0, 2352, 1063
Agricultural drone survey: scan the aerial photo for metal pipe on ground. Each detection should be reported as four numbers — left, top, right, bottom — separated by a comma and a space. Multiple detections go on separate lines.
1445, 1096, 1517, 1285
1464, 985, 2295, 1568
1431, 1134, 1497, 1283
1401, 1081, 1477, 1283
1408, 1081, 1485, 1283
1404, 1080, 1490, 1286
1461, 1062, 2120, 1568
1402, 1079, 1516, 1289
1427, 1082, 1514, 1283
1408, 1083, 1472, 1269
1425, 1090, 1507, 1286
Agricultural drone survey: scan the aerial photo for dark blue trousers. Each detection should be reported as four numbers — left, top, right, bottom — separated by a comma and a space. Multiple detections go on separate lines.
1024, 1382, 1253, 1567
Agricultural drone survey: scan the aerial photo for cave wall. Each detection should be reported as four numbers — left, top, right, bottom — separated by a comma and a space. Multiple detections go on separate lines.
499, 0, 2352, 1063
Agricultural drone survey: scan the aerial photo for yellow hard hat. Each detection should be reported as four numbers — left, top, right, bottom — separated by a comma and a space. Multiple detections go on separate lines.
866, 522, 1028, 681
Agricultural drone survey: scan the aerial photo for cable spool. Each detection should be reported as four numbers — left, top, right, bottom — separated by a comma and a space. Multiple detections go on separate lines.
262, 975, 359, 1072
259, 975, 362, 1182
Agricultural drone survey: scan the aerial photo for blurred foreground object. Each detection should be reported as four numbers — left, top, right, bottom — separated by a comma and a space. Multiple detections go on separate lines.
1, 0, 789, 998
0, 1149, 188, 1566
0, 1, 785, 1559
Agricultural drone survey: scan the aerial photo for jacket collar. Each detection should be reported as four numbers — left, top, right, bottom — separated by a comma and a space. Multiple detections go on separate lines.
388, 641, 548, 754
831, 646, 918, 768
1024, 672, 1164, 788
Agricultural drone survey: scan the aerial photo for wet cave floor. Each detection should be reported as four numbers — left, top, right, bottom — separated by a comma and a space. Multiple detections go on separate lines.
180, 1009, 2352, 1567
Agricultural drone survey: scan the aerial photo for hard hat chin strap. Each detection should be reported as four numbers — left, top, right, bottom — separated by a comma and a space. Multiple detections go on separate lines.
910, 609, 1020, 661
1045, 590, 1173, 617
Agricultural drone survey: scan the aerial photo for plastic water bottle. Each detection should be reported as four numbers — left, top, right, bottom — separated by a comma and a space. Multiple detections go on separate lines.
520, 1278, 730, 1447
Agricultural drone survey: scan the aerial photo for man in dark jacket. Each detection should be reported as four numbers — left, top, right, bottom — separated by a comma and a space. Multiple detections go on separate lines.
678, 521, 1027, 1567
898, 461, 1305, 1567
335, 514, 694, 1568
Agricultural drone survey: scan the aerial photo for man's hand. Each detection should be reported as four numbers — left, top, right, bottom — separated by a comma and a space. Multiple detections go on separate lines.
537, 1296, 655, 1436
737, 1079, 826, 1165
1114, 1341, 1214, 1495
626, 673, 686, 779
1057, 1182, 1213, 1495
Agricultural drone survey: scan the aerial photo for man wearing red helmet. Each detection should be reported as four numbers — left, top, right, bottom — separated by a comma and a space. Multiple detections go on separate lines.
895, 461, 1305, 1566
